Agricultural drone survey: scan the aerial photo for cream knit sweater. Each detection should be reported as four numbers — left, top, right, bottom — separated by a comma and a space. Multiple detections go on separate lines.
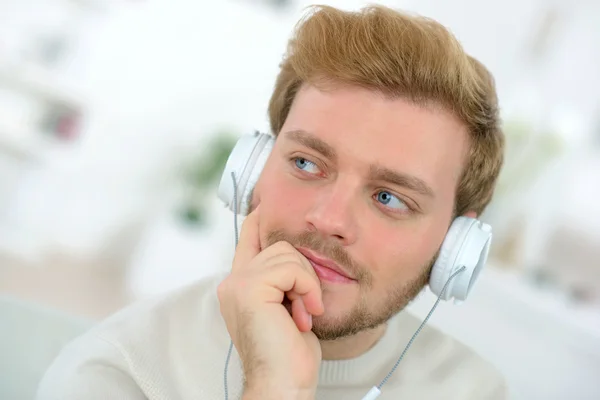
37, 272, 507, 399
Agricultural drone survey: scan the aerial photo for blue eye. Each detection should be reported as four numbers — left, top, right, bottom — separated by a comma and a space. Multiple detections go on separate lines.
294, 157, 320, 174
376, 191, 407, 210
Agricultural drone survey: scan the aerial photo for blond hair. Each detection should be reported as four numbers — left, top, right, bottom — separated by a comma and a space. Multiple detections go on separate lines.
268, 5, 504, 216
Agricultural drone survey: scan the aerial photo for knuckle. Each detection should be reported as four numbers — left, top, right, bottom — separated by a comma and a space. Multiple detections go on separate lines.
293, 253, 315, 275
294, 252, 309, 267
279, 255, 303, 271
294, 258, 310, 273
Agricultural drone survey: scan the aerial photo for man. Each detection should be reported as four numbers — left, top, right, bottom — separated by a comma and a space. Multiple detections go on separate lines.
37, 4, 506, 400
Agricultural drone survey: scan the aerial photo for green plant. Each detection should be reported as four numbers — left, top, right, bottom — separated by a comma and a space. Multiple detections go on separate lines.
178, 130, 238, 227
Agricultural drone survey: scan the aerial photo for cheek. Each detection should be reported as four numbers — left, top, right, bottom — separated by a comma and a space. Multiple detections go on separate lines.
264, 173, 307, 213
365, 224, 441, 284
257, 164, 314, 232
362, 228, 403, 280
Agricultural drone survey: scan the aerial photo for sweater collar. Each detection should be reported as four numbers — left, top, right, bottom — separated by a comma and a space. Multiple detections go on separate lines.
318, 312, 406, 386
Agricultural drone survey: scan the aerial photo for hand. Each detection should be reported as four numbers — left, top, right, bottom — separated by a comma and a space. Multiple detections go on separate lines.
217, 206, 324, 400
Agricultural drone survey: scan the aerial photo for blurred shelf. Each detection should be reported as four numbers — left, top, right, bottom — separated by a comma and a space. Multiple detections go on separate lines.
0, 121, 46, 164
0, 116, 76, 166
0, 62, 85, 165
0, 64, 85, 110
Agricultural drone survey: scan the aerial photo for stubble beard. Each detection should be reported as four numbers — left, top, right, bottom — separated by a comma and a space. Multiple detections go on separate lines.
266, 229, 432, 341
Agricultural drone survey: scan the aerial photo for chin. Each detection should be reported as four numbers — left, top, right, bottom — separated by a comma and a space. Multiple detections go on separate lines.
320, 290, 357, 314
311, 302, 372, 341
311, 315, 368, 341
317, 305, 353, 324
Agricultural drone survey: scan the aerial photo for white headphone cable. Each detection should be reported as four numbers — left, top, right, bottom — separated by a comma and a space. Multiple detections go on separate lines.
360, 264, 466, 400
223, 172, 239, 400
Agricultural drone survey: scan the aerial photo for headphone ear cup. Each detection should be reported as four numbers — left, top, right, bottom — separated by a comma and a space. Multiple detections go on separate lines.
217, 132, 274, 215
429, 216, 492, 302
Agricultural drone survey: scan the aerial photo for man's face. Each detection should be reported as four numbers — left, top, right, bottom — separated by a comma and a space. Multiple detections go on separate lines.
253, 83, 470, 340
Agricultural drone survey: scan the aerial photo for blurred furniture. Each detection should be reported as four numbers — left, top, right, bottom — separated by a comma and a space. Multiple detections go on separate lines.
408, 262, 600, 400
0, 294, 93, 400
0, 64, 83, 263
0, 252, 133, 320
538, 224, 600, 304
0, 0, 107, 263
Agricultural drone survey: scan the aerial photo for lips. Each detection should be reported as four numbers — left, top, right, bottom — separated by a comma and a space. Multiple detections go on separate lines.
297, 248, 356, 284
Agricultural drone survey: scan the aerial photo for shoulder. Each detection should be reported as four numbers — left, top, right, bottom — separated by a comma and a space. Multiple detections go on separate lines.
394, 311, 508, 399
38, 272, 231, 397
93, 271, 229, 346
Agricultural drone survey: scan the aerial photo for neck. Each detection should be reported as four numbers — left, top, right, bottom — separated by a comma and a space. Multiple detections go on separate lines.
320, 323, 387, 360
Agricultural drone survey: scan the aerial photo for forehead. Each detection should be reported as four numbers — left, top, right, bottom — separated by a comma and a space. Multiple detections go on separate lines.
280, 84, 469, 200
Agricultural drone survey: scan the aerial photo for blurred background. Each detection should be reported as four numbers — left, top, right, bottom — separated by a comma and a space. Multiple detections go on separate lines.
0, 0, 599, 399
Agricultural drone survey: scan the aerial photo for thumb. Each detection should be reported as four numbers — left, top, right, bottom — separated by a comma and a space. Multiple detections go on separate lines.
232, 205, 261, 271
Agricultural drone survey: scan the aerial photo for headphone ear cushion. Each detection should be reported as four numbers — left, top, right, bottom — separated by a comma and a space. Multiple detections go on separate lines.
218, 132, 274, 215
238, 140, 272, 215
429, 217, 478, 300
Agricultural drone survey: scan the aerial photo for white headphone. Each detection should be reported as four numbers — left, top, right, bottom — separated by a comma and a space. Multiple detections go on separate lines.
217, 131, 492, 302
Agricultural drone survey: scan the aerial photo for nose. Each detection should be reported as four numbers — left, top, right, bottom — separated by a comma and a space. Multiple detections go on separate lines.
305, 181, 358, 245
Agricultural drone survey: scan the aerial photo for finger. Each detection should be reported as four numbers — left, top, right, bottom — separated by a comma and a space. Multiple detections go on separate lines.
293, 252, 324, 316
232, 205, 261, 272
260, 250, 325, 316
301, 289, 325, 317
290, 296, 312, 332
258, 262, 324, 316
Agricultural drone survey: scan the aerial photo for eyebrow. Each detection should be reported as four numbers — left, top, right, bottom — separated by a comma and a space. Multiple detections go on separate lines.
283, 129, 434, 198
369, 165, 435, 198
283, 129, 337, 160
